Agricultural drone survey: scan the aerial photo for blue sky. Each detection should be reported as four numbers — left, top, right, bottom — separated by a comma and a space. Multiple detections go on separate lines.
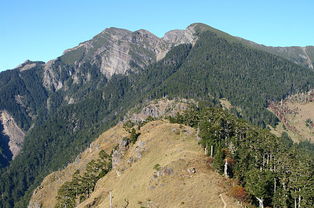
1, 0, 313, 71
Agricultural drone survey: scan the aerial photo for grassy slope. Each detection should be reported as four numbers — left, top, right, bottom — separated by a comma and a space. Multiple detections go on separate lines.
30, 121, 241, 208
269, 100, 314, 143
28, 123, 129, 207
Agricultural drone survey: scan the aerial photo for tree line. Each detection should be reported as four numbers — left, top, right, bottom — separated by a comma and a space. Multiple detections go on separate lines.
170, 107, 314, 207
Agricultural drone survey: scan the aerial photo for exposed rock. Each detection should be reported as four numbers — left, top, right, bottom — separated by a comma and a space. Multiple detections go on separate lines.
134, 141, 145, 160
155, 166, 174, 177
43, 60, 64, 91
64, 96, 75, 105
27, 201, 42, 208
187, 167, 196, 174
20, 63, 36, 71
0, 111, 25, 159
302, 47, 314, 69
41, 25, 199, 91
162, 25, 196, 46
125, 98, 195, 122
15, 60, 44, 72
112, 138, 130, 170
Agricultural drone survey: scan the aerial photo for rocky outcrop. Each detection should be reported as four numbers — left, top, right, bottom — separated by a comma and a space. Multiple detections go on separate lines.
16, 60, 44, 72
0, 111, 25, 159
162, 25, 197, 46
42, 25, 199, 91
112, 138, 130, 170
43, 60, 64, 91
125, 98, 195, 122
302, 47, 314, 69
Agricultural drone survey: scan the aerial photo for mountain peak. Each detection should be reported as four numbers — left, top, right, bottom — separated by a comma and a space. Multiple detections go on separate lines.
134, 29, 156, 36
15, 60, 44, 72
101, 27, 132, 37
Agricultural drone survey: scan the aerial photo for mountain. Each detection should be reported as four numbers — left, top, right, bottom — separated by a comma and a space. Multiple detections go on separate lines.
236, 37, 314, 69
0, 23, 314, 207
0, 25, 196, 169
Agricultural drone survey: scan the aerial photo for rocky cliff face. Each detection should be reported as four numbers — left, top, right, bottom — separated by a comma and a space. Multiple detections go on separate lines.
42, 25, 198, 92
0, 61, 46, 165
124, 98, 195, 122
0, 111, 25, 159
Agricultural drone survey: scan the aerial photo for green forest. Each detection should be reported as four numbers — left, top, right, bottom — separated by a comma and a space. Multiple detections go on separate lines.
169, 107, 314, 207
1, 25, 314, 207
55, 150, 112, 208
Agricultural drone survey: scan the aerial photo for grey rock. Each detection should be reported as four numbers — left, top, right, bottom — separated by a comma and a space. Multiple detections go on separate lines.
42, 25, 198, 91
0, 111, 25, 159
187, 167, 196, 174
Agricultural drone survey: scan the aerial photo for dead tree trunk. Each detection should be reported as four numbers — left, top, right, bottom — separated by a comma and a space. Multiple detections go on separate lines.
256, 197, 264, 208
109, 191, 113, 208
224, 159, 228, 178
205, 144, 208, 155
298, 189, 301, 208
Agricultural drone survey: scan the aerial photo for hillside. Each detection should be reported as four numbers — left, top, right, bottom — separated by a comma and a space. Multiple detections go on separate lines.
238, 38, 314, 69
1, 23, 314, 207
28, 122, 128, 208
269, 90, 314, 143
29, 106, 314, 208
29, 120, 241, 208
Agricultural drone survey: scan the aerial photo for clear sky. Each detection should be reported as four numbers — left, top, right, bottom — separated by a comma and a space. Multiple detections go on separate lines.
1, 0, 313, 71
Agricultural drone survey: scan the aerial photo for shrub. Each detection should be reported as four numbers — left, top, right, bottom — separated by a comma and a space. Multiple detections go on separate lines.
153, 164, 161, 171
229, 185, 248, 202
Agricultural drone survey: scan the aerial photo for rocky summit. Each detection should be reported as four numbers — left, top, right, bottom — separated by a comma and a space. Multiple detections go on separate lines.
0, 23, 314, 208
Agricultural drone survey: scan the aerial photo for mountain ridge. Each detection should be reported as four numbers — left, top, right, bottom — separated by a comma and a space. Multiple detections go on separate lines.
5, 23, 314, 73
29, 119, 242, 208
1, 22, 314, 207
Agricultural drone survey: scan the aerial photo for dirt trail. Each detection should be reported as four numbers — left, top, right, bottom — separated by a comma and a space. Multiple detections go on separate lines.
220, 194, 227, 208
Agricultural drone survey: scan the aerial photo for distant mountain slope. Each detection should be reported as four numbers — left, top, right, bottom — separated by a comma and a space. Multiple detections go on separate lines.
239, 38, 314, 69
0, 62, 48, 167
0, 23, 314, 207
0, 26, 196, 169
153, 25, 314, 126
269, 90, 314, 143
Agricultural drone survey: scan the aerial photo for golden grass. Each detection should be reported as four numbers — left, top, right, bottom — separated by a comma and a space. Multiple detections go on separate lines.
30, 120, 242, 208
29, 123, 129, 208
270, 102, 314, 143
78, 121, 241, 208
